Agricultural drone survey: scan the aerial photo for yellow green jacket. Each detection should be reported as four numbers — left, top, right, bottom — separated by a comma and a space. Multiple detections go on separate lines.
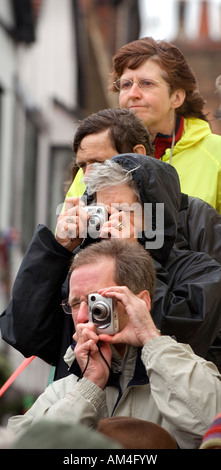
65, 118, 221, 214
65, 169, 86, 198
162, 118, 221, 214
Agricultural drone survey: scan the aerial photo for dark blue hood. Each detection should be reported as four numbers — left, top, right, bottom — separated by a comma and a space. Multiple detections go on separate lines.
111, 154, 181, 263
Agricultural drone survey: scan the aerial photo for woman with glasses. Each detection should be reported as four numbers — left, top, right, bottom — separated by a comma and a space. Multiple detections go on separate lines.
70, 37, 221, 214
109, 37, 221, 213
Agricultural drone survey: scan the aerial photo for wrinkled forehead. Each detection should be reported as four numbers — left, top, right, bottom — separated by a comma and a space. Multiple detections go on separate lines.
120, 58, 168, 81
70, 258, 116, 295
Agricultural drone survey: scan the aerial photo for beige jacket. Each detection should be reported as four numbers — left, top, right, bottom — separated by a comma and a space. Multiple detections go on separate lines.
8, 336, 221, 449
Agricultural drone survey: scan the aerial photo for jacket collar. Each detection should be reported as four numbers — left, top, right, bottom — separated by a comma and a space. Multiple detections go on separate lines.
67, 342, 149, 387
154, 115, 184, 160
163, 117, 212, 159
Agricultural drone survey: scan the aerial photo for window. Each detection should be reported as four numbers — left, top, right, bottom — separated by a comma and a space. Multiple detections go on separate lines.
21, 111, 38, 250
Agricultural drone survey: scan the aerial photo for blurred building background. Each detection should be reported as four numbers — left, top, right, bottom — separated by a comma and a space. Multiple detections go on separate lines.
0, 0, 221, 423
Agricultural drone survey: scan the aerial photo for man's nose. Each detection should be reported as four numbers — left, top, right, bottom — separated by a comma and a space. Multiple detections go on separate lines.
84, 165, 91, 178
76, 301, 89, 324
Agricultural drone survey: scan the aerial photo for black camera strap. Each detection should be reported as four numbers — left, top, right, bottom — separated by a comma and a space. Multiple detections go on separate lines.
77, 341, 111, 382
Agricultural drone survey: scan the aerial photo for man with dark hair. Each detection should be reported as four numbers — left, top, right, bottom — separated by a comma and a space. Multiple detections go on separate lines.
66, 107, 153, 197
7, 239, 221, 449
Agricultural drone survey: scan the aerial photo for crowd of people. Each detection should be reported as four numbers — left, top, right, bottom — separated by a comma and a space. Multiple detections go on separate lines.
1, 37, 221, 450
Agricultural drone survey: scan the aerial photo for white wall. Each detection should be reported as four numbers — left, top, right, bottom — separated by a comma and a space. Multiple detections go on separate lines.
139, 0, 221, 41
0, 1, 17, 230
12, 0, 78, 228
16, 0, 77, 112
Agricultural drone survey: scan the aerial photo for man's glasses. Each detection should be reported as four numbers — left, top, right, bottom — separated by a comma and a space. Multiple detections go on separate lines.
61, 298, 88, 314
61, 298, 72, 314
114, 77, 162, 92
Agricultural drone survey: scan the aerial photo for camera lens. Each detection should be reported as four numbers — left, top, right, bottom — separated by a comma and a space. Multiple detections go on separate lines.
92, 302, 110, 322
89, 214, 102, 231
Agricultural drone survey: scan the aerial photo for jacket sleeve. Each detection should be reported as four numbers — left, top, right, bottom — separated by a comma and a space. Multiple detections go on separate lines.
176, 195, 221, 264
7, 376, 105, 435
151, 249, 221, 358
142, 336, 221, 448
0, 224, 73, 365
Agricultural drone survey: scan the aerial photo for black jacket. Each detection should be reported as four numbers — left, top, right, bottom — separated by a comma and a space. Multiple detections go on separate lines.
1, 154, 221, 379
176, 192, 221, 369
177, 193, 221, 264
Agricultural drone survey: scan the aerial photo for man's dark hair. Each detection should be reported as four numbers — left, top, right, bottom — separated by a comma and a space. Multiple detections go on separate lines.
70, 239, 156, 302
73, 108, 153, 156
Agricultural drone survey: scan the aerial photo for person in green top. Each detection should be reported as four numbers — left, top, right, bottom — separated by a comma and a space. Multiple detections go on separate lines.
69, 37, 221, 213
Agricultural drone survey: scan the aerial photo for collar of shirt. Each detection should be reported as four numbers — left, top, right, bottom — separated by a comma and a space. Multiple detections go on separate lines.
154, 115, 184, 160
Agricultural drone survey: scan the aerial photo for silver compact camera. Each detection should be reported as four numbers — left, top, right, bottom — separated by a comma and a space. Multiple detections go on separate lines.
84, 206, 108, 237
88, 294, 118, 335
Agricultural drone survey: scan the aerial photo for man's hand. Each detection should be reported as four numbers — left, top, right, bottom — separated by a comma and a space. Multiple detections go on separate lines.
97, 286, 160, 347
73, 323, 112, 389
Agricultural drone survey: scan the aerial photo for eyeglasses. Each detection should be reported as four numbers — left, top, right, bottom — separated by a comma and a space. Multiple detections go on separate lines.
61, 298, 72, 314
61, 298, 88, 314
114, 77, 162, 92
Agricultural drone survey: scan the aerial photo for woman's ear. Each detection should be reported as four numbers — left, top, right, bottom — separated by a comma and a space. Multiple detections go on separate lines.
171, 89, 186, 109
137, 290, 151, 311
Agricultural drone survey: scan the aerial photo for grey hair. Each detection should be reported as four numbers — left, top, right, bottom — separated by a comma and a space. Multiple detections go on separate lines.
84, 160, 140, 200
